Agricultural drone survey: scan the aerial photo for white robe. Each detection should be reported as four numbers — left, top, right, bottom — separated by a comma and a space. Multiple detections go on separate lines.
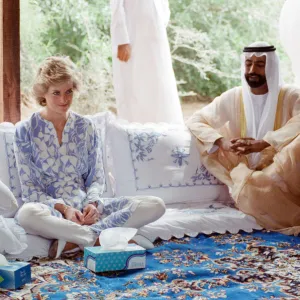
251, 93, 268, 134
110, 0, 183, 124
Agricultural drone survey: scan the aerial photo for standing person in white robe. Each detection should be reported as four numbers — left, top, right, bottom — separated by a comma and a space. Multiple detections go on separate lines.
110, 0, 184, 124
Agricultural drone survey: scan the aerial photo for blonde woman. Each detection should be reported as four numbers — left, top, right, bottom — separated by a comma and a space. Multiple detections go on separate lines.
14, 56, 165, 258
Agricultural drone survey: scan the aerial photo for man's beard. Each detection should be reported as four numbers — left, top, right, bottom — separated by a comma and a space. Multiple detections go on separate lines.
245, 73, 267, 88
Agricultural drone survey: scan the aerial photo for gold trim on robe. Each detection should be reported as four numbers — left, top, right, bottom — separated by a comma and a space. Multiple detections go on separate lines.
240, 88, 286, 137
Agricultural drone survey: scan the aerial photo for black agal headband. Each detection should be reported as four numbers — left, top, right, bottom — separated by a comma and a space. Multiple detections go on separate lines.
243, 45, 276, 53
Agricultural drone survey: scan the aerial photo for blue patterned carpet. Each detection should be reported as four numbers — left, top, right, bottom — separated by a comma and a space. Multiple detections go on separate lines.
1, 231, 300, 300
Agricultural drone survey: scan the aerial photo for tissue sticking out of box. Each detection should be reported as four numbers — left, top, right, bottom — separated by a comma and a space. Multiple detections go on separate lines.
0, 254, 9, 266
99, 227, 137, 250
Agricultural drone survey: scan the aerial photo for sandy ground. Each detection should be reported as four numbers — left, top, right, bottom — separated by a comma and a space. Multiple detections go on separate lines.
181, 101, 209, 121
21, 100, 209, 122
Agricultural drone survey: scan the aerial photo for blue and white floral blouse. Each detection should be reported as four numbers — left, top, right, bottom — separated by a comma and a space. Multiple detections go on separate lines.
14, 111, 105, 217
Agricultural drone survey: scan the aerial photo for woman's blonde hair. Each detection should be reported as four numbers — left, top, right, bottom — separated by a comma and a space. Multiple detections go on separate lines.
32, 56, 80, 106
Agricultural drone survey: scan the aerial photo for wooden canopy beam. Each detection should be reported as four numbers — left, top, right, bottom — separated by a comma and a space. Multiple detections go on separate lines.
0, 0, 20, 123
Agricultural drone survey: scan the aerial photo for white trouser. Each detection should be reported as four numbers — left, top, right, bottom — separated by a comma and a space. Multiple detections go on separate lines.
17, 196, 165, 247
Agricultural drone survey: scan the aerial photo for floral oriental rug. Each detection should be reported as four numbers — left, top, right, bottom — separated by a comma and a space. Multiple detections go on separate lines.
1, 231, 299, 299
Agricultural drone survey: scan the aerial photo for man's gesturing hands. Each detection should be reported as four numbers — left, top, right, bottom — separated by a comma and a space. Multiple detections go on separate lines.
215, 137, 270, 155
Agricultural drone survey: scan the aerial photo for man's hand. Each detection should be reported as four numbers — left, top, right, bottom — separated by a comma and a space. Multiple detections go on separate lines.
82, 204, 101, 226
117, 44, 131, 62
230, 137, 270, 155
64, 207, 85, 225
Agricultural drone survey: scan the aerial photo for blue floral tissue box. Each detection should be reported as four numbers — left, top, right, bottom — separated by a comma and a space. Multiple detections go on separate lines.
0, 262, 31, 289
84, 244, 146, 272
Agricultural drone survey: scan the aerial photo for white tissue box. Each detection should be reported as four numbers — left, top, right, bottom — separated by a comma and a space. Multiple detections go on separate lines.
84, 244, 146, 273
0, 262, 31, 289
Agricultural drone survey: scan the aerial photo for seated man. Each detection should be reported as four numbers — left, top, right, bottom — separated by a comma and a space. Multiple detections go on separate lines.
187, 41, 300, 235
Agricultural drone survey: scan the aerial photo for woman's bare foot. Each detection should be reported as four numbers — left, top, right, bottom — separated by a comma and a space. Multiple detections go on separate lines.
49, 240, 79, 259
93, 239, 136, 247
94, 239, 100, 246
129, 239, 137, 244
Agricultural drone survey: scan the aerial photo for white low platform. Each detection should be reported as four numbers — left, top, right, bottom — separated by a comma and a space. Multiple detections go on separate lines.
139, 202, 262, 242
1, 202, 262, 261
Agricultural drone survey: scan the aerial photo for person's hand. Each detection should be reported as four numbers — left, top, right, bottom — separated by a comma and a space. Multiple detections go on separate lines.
230, 137, 270, 155
215, 138, 234, 152
230, 137, 255, 154
64, 207, 85, 225
82, 204, 101, 225
117, 44, 131, 62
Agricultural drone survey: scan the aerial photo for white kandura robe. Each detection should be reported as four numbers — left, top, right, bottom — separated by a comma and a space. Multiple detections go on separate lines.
110, 0, 184, 124
251, 93, 268, 134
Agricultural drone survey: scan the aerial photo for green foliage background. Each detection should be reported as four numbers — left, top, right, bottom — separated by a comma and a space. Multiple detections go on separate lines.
21, 0, 291, 114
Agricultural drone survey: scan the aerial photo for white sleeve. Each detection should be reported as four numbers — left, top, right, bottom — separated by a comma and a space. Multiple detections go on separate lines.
207, 144, 219, 154
110, 0, 130, 47
162, 0, 171, 27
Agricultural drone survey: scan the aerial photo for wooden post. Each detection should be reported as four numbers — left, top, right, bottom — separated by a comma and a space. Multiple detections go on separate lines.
0, 0, 3, 123
0, 0, 20, 123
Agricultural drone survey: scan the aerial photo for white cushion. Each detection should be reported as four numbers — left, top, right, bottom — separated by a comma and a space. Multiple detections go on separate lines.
0, 123, 22, 207
86, 111, 116, 197
0, 180, 18, 217
138, 201, 262, 242
107, 121, 224, 204
0, 216, 27, 255
6, 234, 51, 261
1, 217, 51, 261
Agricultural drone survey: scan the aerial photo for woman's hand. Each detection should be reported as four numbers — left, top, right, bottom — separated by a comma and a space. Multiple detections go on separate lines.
64, 207, 85, 225
82, 204, 101, 225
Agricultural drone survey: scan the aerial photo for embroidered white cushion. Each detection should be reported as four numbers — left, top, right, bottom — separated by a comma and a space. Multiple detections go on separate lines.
86, 111, 116, 197
107, 121, 224, 204
0, 123, 22, 208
